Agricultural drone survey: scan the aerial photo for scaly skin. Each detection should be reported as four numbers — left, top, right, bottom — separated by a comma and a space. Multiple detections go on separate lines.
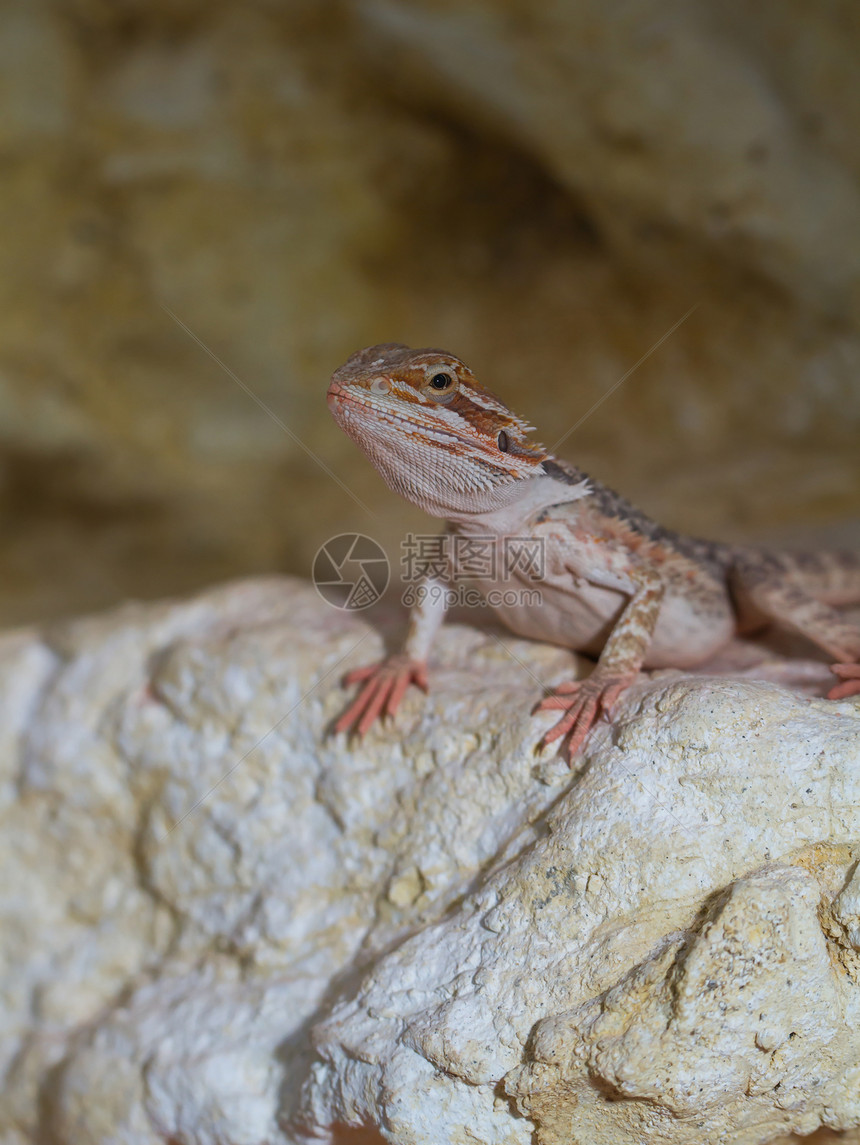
327, 343, 860, 762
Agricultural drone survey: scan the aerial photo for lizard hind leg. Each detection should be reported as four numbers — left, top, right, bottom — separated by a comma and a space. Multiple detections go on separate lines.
730, 553, 860, 702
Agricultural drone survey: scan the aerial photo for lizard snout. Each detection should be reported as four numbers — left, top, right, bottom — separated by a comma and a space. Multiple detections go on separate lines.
326, 379, 347, 409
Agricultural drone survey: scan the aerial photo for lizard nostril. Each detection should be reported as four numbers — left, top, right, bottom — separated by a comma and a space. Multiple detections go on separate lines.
370, 377, 391, 395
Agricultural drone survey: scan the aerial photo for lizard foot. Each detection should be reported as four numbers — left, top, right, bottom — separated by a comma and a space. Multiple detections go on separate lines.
334, 655, 428, 736
533, 672, 633, 764
828, 662, 860, 701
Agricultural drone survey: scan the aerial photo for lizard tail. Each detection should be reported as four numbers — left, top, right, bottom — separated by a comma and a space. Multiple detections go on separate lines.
756, 548, 860, 606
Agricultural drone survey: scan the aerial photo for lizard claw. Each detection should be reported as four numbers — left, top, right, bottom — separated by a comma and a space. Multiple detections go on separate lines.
533, 673, 633, 765
828, 662, 860, 701
334, 655, 428, 736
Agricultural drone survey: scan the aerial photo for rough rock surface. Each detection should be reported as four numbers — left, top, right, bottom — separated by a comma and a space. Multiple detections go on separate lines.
0, 0, 859, 624
1, 576, 860, 1144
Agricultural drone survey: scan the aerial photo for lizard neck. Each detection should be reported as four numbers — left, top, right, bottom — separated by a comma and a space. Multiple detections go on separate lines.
446, 468, 591, 534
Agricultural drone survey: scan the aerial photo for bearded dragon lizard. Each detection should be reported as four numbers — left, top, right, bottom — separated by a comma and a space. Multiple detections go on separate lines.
327, 343, 860, 762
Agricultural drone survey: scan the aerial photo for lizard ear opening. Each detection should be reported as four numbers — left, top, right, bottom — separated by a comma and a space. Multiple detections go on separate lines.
497, 431, 509, 452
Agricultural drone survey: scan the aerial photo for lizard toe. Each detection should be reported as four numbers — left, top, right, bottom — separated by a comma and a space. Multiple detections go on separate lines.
535, 673, 636, 764
334, 656, 429, 736
828, 662, 860, 701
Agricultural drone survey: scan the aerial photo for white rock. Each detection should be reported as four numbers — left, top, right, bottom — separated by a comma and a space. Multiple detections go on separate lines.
832, 862, 860, 950
0, 577, 858, 1145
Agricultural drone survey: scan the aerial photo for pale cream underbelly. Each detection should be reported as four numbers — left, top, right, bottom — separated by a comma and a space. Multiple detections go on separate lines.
474, 573, 735, 669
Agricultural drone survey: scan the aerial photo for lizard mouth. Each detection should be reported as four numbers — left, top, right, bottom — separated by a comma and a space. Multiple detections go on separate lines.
326, 380, 349, 409
329, 377, 529, 462
327, 378, 543, 478
327, 382, 463, 445
327, 379, 379, 415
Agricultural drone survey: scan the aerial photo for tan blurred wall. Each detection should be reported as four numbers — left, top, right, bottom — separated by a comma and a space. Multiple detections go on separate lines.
0, 0, 859, 625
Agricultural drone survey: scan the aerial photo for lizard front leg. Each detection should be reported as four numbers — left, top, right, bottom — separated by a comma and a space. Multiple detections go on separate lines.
730, 554, 860, 701
534, 567, 665, 764
334, 576, 448, 736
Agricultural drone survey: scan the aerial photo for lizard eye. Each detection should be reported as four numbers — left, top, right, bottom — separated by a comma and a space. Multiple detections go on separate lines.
497, 431, 509, 452
425, 370, 459, 403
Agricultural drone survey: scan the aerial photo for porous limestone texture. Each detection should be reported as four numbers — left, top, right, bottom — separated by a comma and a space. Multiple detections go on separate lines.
1, 576, 860, 1145
1, 0, 859, 624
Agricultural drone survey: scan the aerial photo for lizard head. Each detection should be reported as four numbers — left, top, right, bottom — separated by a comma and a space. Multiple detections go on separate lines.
328, 343, 549, 516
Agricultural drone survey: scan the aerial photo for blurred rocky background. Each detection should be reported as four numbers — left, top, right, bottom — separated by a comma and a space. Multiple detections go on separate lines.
1, 0, 859, 626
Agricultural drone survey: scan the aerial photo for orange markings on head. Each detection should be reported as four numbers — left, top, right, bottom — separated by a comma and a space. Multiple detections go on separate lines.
327, 343, 558, 515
